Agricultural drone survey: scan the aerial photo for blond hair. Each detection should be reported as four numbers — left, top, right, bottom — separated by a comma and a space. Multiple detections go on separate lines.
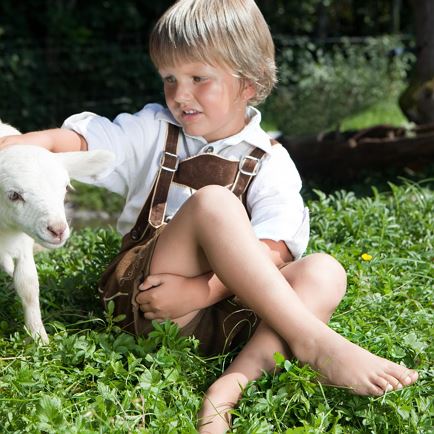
149, 0, 276, 105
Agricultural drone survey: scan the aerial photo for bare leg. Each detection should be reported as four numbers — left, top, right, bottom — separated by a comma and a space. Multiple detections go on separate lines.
149, 186, 418, 396
198, 253, 346, 433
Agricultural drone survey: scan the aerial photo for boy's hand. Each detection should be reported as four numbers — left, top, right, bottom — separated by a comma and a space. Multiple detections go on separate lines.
136, 273, 208, 320
0, 135, 20, 150
135, 240, 290, 322
0, 129, 88, 152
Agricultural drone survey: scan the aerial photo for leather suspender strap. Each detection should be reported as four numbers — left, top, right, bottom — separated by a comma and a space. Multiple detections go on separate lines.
231, 147, 265, 197
174, 154, 239, 190
173, 146, 266, 197
148, 123, 180, 228
129, 131, 270, 239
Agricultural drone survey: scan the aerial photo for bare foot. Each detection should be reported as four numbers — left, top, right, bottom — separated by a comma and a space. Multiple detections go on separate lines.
198, 373, 247, 434
197, 399, 232, 434
301, 328, 418, 396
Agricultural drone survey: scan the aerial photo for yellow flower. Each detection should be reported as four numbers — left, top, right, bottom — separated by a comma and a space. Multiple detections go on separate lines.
361, 253, 373, 261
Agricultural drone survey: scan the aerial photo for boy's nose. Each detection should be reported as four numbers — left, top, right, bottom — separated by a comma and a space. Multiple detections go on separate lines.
174, 85, 191, 103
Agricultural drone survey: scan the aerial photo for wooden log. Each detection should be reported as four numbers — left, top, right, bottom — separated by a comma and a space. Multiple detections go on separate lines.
279, 123, 434, 176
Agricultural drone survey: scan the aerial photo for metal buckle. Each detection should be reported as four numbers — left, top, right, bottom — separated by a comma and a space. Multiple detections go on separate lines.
160, 151, 179, 172
239, 155, 261, 176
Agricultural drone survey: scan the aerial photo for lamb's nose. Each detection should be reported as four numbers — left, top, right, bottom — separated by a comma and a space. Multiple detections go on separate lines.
47, 223, 67, 238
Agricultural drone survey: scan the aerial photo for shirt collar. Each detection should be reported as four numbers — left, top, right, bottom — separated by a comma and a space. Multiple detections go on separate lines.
156, 106, 273, 154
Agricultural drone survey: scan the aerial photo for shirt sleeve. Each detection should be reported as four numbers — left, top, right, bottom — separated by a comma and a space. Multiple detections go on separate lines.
247, 144, 310, 259
61, 104, 162, 197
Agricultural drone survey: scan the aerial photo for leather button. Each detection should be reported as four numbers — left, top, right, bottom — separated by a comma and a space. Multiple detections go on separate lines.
130, 229, 139, 240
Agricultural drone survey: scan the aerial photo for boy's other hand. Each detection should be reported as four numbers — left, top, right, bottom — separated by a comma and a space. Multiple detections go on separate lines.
136, 273, 205, 320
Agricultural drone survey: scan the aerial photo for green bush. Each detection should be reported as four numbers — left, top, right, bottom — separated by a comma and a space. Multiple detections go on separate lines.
68, 182, 125, 214
0, 42, 163, 131
264, 36, 415, 135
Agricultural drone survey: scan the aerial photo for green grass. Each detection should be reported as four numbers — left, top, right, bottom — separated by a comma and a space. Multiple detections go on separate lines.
262, 98, 409, 134
340, 100, 409, 131
0, 180, 432, 433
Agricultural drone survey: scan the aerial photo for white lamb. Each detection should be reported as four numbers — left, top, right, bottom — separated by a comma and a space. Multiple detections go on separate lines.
0, 122, 114, 343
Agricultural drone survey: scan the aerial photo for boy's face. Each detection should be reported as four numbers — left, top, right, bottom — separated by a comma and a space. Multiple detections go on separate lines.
159, 61, 255, 142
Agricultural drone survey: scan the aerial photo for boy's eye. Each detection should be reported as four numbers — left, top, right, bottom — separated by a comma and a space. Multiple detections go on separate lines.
193, 76, 206, 83
163, 76, 176, 84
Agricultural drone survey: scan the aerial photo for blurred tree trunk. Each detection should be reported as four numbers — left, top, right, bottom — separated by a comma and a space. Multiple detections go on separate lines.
316, 2, 329, 40
392, 0, 401, 33
399, 0, 434, 124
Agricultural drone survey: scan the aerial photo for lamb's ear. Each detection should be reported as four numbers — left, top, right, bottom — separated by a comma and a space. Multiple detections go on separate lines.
0, 120, 21, 136
55, 150, 115, 180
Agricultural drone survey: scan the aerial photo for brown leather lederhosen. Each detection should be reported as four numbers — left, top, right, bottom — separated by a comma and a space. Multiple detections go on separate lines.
99, 123, 270, 355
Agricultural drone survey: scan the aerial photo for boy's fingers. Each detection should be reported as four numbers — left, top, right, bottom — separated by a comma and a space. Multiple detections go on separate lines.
143, 311, 163, 321
139, 275, 161, 291
138, 301, 150, 311
147, 275, 163, 285
136, 291, 147, 303
136, 286, 154, 302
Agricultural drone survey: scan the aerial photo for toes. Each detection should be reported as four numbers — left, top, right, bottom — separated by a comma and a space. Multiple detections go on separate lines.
352, 375, 389, 396
369, 383, 386, 396
374, 376, 393, 394
378, 374, 402, 392
404, 370, 418, 385
346, 379, 384, 396
385, 364, 419, 387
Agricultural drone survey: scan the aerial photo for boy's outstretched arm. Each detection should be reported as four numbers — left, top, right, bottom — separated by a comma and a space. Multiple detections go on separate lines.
136, 239, 292, 321
0, 128, 88, 152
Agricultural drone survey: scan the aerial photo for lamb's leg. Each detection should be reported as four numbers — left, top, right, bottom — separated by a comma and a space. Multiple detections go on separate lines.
0, 254, 15, 277
13, 254, 48, 343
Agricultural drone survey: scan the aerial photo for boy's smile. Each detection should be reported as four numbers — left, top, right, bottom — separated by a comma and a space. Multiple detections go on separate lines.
159, 62, 255, 143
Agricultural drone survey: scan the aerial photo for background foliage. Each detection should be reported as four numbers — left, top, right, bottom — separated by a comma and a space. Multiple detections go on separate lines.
0, 0, 415, 133
264, 36, 414, 135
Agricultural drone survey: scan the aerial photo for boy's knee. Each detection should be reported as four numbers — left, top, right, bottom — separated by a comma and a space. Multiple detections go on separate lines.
194, 184, 235, 201
306, 253, 347, 299
190, 185, 245, 221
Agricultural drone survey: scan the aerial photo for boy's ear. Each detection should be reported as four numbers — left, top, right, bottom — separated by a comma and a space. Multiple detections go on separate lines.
241, 80, 256, 102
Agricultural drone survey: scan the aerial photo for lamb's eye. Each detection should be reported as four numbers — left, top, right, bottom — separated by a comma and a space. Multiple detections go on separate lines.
8, 191, 24, 202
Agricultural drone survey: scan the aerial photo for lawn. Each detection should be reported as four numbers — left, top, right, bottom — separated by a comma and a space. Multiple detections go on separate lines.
0, 176, 432, 433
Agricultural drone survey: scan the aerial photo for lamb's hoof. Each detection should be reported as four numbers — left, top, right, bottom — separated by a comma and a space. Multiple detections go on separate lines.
34, 329, 49, 345
37, 332, 49, 345
25, 326, 49, 345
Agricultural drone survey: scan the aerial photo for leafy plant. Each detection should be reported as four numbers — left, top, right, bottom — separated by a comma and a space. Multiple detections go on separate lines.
0, 181, 432, 432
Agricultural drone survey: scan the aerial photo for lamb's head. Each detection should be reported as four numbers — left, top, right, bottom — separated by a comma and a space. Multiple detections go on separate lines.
0, 145, 114, 248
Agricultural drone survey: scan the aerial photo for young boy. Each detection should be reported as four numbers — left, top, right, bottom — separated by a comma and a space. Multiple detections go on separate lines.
0, 1, 418, 432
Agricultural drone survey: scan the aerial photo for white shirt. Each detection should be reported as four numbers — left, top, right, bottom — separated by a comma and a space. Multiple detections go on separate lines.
62, 104, 309, 259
